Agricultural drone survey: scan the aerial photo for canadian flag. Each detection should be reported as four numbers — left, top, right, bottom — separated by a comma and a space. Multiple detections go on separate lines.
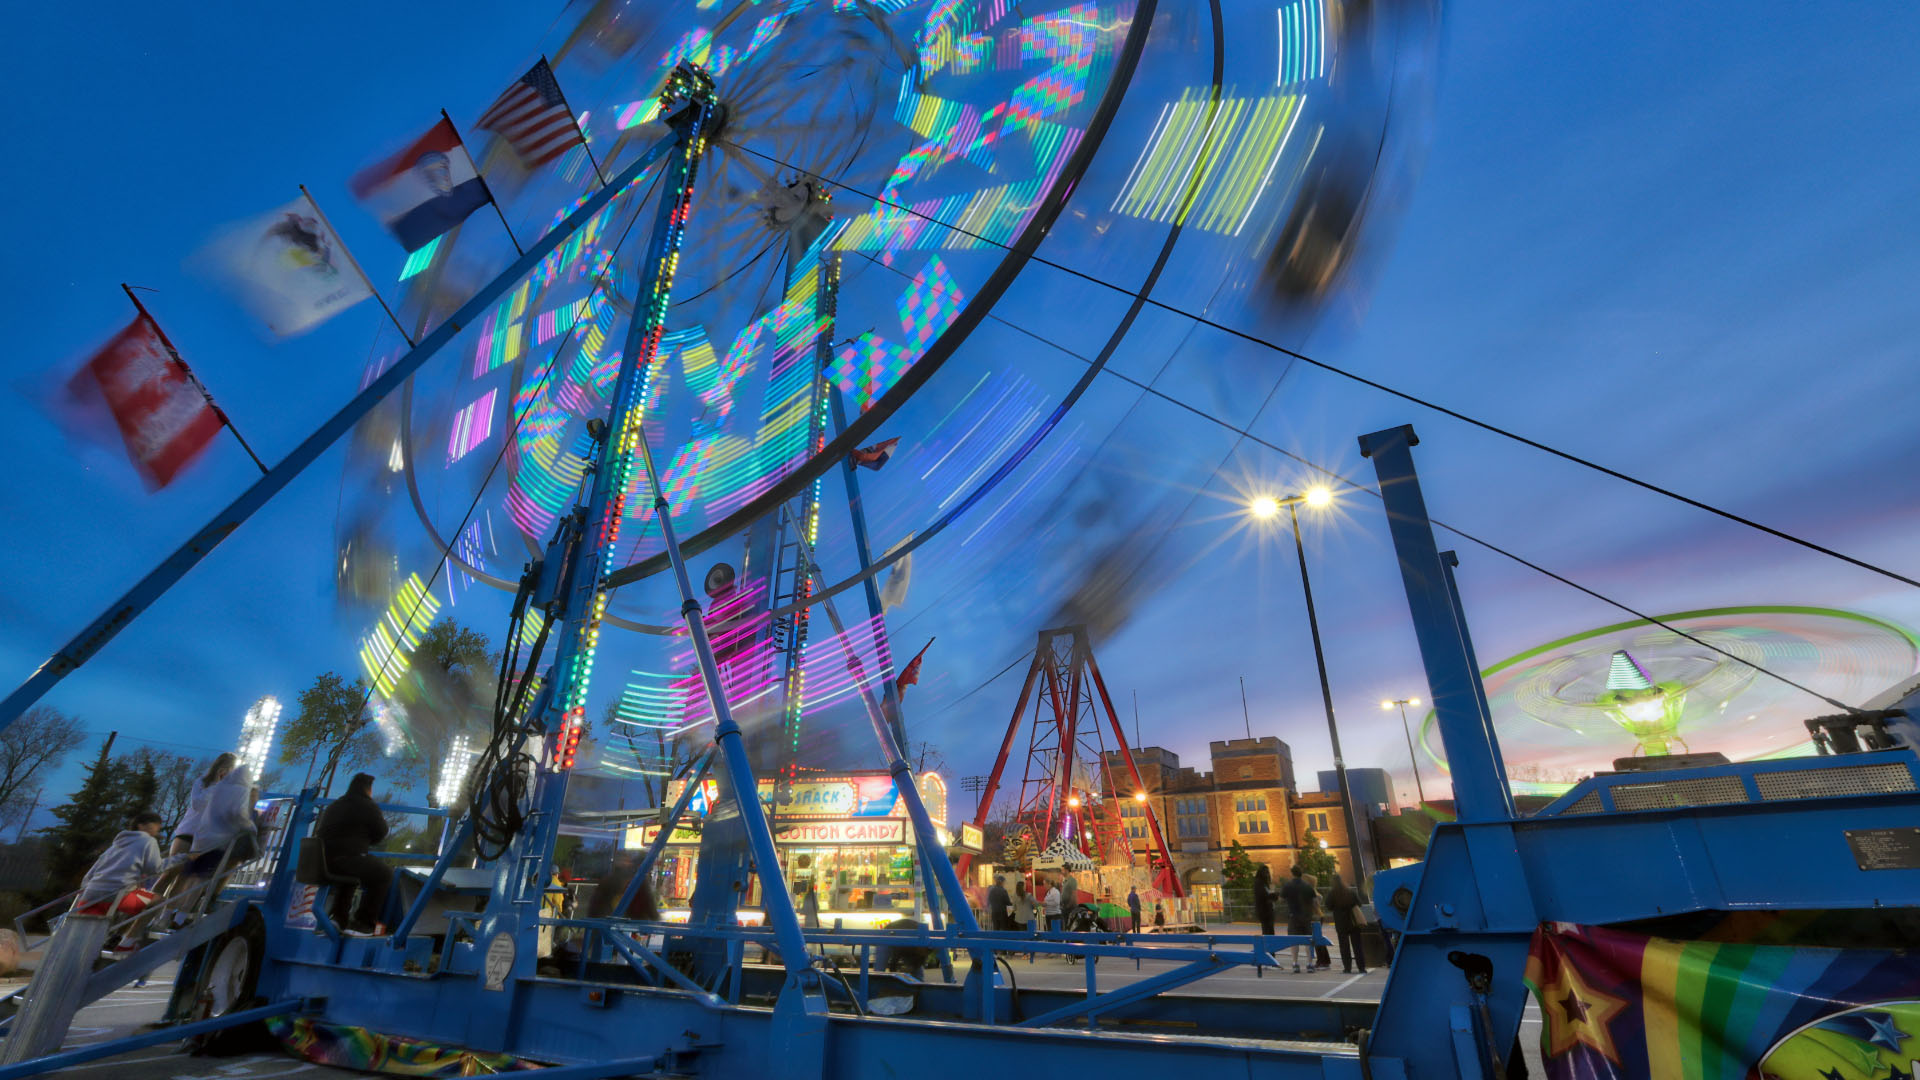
68, 317, 223, 489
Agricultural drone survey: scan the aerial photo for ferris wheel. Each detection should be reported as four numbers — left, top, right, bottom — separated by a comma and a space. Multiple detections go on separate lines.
323, 0, 1442, 777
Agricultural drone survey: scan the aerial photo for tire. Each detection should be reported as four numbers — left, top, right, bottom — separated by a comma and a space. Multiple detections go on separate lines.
192, 911, 265, 1022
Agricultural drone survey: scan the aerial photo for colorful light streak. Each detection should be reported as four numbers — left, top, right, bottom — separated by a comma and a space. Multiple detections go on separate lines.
1110, 90, 1304, 235
359, 573, 439, 698
833, 256, 965, 411
1277, 0, 1327, 87
446, 389, 497, 465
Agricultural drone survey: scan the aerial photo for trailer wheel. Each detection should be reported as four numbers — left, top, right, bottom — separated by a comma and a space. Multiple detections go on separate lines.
195, 913, 265, 1021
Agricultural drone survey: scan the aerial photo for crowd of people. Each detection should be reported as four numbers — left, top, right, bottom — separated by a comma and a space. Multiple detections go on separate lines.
976, 861, 1373, 975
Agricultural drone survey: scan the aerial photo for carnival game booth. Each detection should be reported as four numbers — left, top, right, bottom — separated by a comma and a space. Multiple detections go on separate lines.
625, 769, 951, 930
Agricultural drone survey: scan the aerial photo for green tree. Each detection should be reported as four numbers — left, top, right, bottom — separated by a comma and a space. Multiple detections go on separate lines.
1222, 840, 1259, 924
283, 672, 381, 792
1294, 832, 1340, 884
113, 753, 159, 826
402, 618, 493, 807
42, 740, 124, 887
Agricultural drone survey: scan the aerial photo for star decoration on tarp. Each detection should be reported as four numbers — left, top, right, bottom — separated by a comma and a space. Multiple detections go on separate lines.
1539, 960, 1629, 1063
1866, 1013, 1912, 1052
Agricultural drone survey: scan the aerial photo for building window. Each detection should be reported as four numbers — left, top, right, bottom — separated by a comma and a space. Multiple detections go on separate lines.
1170, 796, 1209, 840
1120, 802, 1142, 819
1233, 792, 1271, 835
1306, 811, 1330, 833
1126, 823, 1149, 839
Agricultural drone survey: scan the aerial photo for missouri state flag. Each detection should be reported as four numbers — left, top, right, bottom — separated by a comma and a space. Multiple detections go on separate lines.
350, 118, 492, 252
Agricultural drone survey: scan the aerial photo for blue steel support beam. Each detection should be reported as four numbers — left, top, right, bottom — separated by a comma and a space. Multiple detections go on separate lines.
1356, 425, 1514, 822
387, 811, 475, 947
0, 1000, 305, 1080
1014, 954, 1232, 1029
0, 133, 679, 731
635, 428, 819, 983
616, 744, 715, 914
825, 388, 955, 938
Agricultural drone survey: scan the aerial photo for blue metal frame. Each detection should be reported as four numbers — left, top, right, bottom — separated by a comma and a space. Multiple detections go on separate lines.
0, 1001, 306, 1080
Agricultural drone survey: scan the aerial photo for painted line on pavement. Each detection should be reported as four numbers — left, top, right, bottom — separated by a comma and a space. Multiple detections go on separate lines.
1320, 972, 1367, 998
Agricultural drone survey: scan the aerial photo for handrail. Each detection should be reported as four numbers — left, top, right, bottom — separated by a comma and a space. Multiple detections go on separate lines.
541, 915, 1320, 967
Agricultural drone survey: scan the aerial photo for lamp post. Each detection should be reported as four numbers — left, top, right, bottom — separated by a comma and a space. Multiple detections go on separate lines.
1381, 697, 1427, 807
1249, 486, 1363, 880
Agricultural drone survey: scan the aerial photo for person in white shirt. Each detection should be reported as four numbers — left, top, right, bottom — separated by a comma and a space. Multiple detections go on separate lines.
1042, 881, 1063, 932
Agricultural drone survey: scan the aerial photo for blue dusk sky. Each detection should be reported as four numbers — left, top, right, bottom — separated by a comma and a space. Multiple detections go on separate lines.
1, 0, 1917, 830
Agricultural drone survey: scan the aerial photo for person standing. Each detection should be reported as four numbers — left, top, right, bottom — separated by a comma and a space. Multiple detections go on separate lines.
1280, 865, 1316, 972
1012, 878, 1038, 934
1042, 879, 1063, 932
1326, 875, 1368, 974
1127, 885, 1143, 933
1253, 863, 1278, 936
1308, 874, 1333, 970
985, 874, 1012, 931
314, 773, 392, 933
800, 883, 821, 929
1060, 871, 1078, 915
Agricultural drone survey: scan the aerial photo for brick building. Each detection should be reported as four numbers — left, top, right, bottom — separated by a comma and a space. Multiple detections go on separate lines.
1102, 737, 1365, 913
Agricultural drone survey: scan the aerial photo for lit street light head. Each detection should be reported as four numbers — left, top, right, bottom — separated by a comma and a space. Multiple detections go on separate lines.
1305, 485, 1333, 508
1380, 700, 1393, 710
1249, 495, 1280, 519
1133, 791, 1148, 802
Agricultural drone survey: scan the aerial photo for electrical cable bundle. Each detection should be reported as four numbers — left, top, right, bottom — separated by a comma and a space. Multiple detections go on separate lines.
469, 554, 560, 861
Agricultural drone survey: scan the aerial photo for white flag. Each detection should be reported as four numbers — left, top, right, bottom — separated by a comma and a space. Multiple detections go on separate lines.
198, 194, 373, 336
880, 534, 913, 609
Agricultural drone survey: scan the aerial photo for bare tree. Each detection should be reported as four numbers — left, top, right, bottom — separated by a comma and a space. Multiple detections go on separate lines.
0, 707, 88, 830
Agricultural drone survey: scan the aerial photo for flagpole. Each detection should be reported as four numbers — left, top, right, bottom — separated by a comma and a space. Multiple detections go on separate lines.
543, 55, 609, 189
298, 185, 416, 348
445, 109, 525, 257
120, 284, 269, 476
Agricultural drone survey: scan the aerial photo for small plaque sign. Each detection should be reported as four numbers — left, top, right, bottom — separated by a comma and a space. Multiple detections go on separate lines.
1844, 827, 1920, 871
483, 932, 516, 991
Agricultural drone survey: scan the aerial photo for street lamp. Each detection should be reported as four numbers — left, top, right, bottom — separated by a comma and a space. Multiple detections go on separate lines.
1381, 697, 1427, 807
1246, 486, 1362, 880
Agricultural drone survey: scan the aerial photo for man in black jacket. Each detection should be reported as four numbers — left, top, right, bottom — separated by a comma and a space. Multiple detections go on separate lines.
315, 773, 391, 932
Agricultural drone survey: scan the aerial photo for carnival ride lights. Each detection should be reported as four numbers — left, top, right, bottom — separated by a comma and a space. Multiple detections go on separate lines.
237, 695, 282, 781
436, 732, 475, 807
1419, 606, 1920, 787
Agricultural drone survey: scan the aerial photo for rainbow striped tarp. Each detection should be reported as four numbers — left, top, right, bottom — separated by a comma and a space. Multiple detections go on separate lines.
266, 1016, 544, 1077
1524, 923, 1920, 1080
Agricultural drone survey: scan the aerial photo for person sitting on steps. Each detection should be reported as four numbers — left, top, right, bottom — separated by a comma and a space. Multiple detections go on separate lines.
315, 772, 393, 935
74, 810, 183, 954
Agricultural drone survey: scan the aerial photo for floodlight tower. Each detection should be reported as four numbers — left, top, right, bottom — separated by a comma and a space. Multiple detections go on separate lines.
237, 695, 282, 781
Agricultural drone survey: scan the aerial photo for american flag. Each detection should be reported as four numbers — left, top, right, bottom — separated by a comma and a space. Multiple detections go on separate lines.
476, 59, 585, 170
